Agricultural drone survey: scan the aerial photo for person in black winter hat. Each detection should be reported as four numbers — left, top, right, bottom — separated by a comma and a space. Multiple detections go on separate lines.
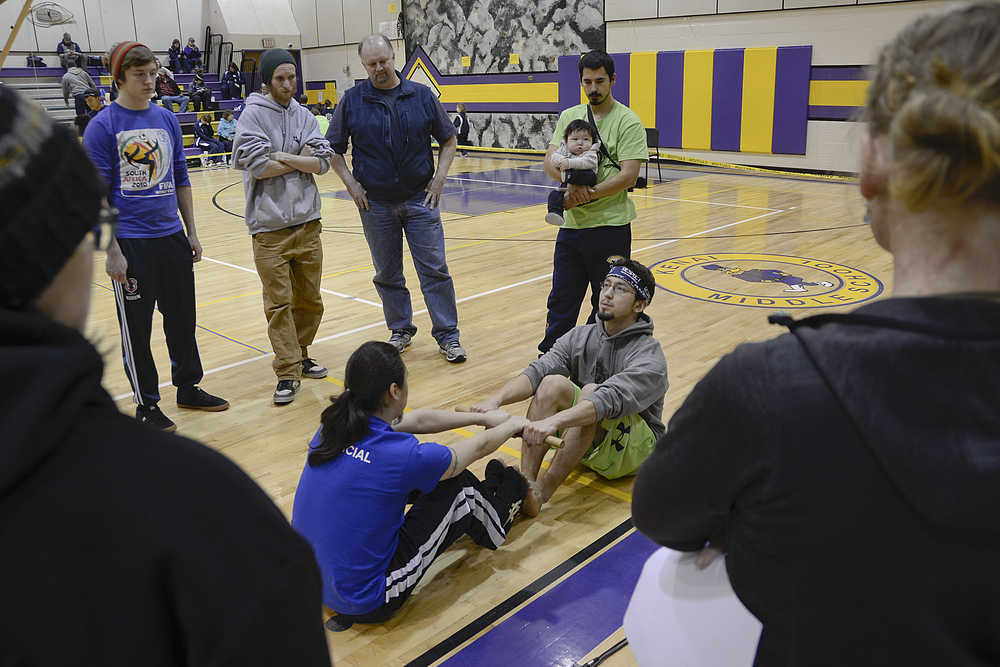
0, 85, 332, 667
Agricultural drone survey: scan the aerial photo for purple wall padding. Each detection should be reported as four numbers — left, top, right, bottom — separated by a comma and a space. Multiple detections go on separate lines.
771, 45, 812, 155
611, 52, 630, 108
710, 48, 744, 152
655, 51, 684, 148
558, 55, 581, 110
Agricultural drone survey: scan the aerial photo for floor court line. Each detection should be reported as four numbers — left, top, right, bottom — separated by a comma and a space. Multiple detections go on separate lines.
201, 256, 383, 307
110, 209, 779, 402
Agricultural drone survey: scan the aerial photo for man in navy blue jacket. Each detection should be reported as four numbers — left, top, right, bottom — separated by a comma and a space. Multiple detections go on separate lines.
326, 34, 466, 364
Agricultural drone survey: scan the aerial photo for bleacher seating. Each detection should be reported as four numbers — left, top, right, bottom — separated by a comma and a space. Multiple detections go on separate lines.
1, 55, 244, 162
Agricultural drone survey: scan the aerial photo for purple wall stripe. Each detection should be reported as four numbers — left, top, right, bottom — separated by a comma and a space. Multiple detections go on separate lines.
710, 48, 744, 152
771, 46, 812, 155
611, 52, 630, 108
304, 81, 327, 90
655, 51, 684, 148
810, 65, 868, 81
445, 102, 563, 113
558, 55, 581, 110
808, 105, 860, 120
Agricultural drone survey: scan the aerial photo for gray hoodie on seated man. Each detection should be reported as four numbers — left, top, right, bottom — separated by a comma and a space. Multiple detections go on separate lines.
472, 258, 668, 517
232, 48, 334, 405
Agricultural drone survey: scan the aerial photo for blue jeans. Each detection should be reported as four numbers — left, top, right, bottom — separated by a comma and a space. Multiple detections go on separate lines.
359, 194, 459, 345
161, 95, 189, 112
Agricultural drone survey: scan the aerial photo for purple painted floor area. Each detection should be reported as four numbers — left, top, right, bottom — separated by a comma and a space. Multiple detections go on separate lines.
324, 166, 677, 217
442, 531, 658, 667
324, 167, 551, 216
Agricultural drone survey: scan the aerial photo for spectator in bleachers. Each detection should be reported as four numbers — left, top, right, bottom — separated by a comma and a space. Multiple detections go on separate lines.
194, 114, 225, 165
183, 38, 202, 73
73, 92, 104, 136
323, 99, 334, 123
222, 62, 242, 99
167, 39, 184, 73
59, 52, 82, 71
217, 110, 236, 153
155, 68, 189, 113
187, 73, 213, 112
61, 60, 99, 117
310, 104, 328, 135
56, 33, 82, 68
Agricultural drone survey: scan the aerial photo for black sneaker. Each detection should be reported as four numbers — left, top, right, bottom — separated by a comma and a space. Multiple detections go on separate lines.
177, 385, 229, 411
484, 458, 505, 489
136, 404, 177, 432
489, 466, 528, 533
439, 339, 467, 363
388, 330, 413, 352
301, 358, 328, 379
273, 379, 300, 405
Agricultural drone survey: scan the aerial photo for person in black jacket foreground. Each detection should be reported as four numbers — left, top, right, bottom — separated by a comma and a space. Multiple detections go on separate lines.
632, 5, 1000, 666
0, 86, 331, 666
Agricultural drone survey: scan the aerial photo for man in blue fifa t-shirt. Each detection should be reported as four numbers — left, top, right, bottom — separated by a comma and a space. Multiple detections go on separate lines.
83, 42, 228, 432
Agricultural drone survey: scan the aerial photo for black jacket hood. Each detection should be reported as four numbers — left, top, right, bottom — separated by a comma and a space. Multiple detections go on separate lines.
771, 296, 1000, 540
0, 308, 110, 498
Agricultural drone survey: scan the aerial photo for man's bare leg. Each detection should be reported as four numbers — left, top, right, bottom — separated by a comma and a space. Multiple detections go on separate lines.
520, 375, 576, 516
532, 383, 602, 514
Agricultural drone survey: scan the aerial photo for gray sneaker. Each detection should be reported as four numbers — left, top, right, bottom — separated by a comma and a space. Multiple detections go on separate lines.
301, 358, 328, 379
388, 330, 413, 352
439, 340, 467, 363
273, 379, 300, 404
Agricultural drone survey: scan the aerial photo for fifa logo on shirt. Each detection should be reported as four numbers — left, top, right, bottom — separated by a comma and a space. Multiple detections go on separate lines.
116, 128, 173, 195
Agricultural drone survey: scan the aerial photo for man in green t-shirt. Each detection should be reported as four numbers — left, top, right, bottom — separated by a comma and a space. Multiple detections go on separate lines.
538, 50, 648, 354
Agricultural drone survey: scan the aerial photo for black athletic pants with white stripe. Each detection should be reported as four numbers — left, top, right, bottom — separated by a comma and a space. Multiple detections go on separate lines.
341, 470, 507, 624
112, 231, 203, 406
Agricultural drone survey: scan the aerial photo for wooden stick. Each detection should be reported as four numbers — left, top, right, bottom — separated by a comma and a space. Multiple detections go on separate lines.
454, 406, 564, 449
0, 0, 34, 72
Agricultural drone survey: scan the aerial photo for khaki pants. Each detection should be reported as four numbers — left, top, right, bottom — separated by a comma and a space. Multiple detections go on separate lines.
252, 220, 324, 380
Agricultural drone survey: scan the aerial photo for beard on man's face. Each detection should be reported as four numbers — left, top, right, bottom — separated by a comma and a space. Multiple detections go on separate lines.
597, 310, 614, 321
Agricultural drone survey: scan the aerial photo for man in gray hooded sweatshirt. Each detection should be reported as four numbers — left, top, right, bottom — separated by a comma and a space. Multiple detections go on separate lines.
232, 49, 335, 404
471, 259, 668, 517
61, 58, 99, 116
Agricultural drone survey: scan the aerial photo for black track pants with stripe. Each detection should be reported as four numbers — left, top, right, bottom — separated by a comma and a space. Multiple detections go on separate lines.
112, 231, 203, 406
340, 470, 508, 624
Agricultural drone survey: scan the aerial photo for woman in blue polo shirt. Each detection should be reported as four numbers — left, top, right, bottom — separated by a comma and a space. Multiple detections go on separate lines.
292, 341, 528, 626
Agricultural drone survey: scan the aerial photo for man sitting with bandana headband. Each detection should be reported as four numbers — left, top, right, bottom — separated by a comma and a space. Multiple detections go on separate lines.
471, 259, 668, 517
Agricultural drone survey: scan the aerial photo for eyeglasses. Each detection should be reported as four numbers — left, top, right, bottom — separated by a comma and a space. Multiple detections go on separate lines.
90, 205, 119, 251
600, 280, 635, 297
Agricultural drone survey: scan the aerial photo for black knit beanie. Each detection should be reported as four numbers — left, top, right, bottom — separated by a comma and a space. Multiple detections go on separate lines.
0, 86, 105, 309
259, 48, 296, 88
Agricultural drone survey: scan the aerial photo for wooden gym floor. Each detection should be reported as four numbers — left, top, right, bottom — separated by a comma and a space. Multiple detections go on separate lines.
85, 154, 890, 666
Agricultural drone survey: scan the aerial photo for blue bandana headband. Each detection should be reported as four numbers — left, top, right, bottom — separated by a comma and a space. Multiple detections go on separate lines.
607, 265, 652, 302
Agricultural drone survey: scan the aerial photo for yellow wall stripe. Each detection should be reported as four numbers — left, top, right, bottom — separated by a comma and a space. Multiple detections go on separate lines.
740, 47, 778, 154
440, 82, 559, 104
808, 80, 870, 107
629, 51, 658, 128
681, 49, 713, 151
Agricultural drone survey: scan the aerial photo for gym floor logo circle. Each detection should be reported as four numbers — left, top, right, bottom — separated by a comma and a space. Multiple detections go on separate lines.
650, 253, 883, 309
